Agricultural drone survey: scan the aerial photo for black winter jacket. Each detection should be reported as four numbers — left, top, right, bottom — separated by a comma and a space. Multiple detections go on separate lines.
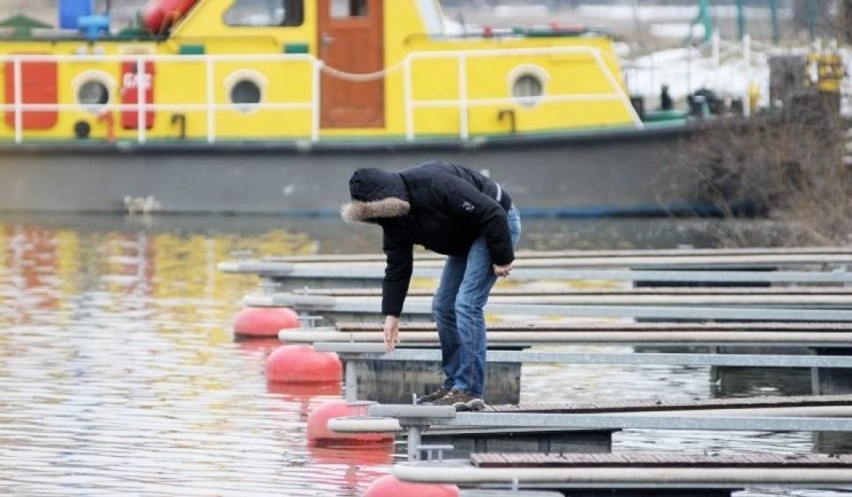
342, 160, 514, 316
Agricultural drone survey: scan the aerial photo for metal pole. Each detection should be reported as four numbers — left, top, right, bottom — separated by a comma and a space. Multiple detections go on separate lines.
736, 0, 745, 41
807, 0, 816, 41
698, 0, 713, 43
344, 359, 357, 402
407, 426, 422, 462
769, 0, 779, 43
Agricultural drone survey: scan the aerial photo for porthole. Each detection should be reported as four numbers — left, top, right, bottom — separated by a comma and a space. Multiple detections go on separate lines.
72, 71, 114, 114
225, 70, 267, 113
231, 80, 261, 105
513, 74, 543, 104
507, 65, 549, 107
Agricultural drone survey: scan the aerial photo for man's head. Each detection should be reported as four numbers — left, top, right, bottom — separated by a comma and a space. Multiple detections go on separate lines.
341, 168, 410, 223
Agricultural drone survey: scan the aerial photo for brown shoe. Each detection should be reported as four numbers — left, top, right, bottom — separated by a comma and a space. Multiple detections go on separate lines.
416, 387, 450, 405
433, 389, 486, 411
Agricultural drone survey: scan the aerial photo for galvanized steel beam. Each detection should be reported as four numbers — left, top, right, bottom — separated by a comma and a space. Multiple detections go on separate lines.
314, 344, 852, 369
366, 404, 852, 432
279, 329, 852, 347
247, 293, 852, 321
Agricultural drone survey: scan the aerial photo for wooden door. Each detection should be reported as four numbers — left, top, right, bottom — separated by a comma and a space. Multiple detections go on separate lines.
317, 0, 385, 128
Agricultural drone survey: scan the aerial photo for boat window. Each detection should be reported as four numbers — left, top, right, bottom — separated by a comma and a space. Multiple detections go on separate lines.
76, 80, 110, 113
509, 65, 548, 107
224, 0, 304, 27
331, 0, 368, 18
231, 80, 262, 111
513, 74, 543, 105
225, 70, 267, 113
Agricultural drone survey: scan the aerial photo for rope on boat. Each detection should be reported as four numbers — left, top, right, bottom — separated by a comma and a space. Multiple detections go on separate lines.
319, 59, 406, 81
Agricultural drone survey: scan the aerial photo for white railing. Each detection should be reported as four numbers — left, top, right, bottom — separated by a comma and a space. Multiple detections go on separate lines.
1, 46, 641, 144
0, 53, 320, 145
402, 46, 644, 141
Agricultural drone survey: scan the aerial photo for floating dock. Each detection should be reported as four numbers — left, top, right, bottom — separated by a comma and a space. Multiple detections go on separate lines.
222, 246, 852, 494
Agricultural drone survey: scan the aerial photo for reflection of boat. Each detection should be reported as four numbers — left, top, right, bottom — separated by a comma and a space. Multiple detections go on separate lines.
0, 0, 722, 215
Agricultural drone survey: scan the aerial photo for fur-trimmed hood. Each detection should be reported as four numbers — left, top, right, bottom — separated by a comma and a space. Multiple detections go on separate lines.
341, 197, 411, 222
341, 167, 410, 223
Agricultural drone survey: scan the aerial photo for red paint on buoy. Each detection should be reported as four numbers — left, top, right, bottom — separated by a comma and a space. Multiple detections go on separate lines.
307, 400, 394, 447
266, 344, 342, 384
233, 306, 300, 338
363, 475, 459, 497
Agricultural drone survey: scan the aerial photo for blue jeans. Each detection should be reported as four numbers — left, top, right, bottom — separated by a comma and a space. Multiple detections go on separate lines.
431, 207, 521, 396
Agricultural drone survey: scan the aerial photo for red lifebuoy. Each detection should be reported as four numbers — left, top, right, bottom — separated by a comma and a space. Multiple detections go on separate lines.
142, 0, 199, 34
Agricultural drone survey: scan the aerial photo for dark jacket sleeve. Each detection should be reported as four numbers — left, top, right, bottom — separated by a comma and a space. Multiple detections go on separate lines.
442, 178, 514, 265
381, 225, 413, 316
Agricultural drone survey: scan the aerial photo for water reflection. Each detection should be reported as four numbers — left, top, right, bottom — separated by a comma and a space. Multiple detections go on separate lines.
0, 214, 847, 496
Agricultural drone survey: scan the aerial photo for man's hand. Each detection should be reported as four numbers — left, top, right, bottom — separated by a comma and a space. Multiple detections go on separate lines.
493, 262, 513, 277
383, 315, 401, 351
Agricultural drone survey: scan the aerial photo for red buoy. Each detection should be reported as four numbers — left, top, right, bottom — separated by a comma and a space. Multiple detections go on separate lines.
363, 475, 459, 497
142, 0, 200, 34
266, 344, 342, 384
233, 306, 300, 338
307, 400, 394, 446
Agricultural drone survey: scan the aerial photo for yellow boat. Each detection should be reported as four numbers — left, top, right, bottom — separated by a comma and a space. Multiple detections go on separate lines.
0, 0, 707, 215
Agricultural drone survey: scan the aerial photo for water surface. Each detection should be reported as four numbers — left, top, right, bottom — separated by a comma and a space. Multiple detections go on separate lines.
0, 214, 847, 496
